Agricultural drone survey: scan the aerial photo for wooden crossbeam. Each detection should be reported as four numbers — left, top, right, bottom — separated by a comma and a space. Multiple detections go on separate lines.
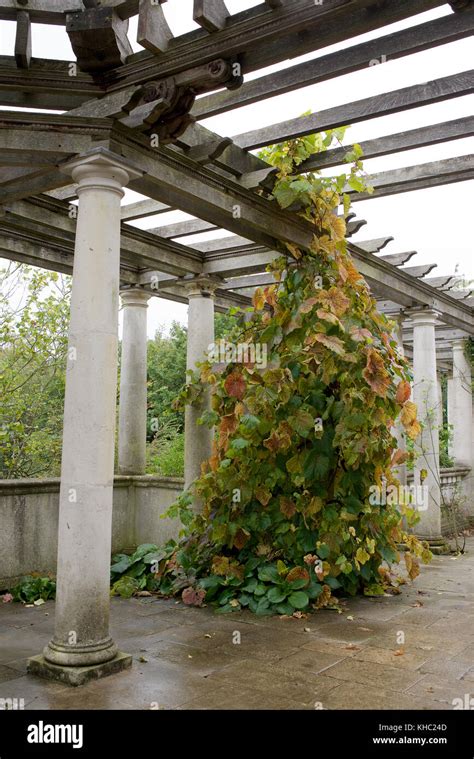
350, 155, 474, 200
121, 199, 170, 220
357, 237, 394, 254
147, 218, 218, 238
101, 0, 447, 90
401, 263, 437, 278
137, 0, 173, 54
423, 275, 457, 289
192, 9, 474, 119
379, 251, 417, 267
233, 71, 474, 149
14, 11, 32, 70
193, 0, 229, 32
301, 117, 474, 172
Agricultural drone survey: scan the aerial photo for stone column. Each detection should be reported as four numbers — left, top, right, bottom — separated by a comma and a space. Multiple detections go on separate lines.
449, 339, 472, 468
28, 150, 141, 685
436, 374, 444, 431
392, 311, 407, 486
118, 288, 151, 475
409, 308, 444, 545
183, 276, 217, 494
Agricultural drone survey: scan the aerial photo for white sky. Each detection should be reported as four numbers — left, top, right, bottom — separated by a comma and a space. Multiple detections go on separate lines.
0, 1, 473, 338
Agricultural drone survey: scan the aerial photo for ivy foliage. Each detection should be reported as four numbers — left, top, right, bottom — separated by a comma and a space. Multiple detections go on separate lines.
147, 125, 432, 614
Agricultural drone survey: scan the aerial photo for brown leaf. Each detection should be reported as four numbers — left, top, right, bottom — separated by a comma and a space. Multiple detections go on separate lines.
280, 496, 296, 519
233, 528, 250, 550
224, 371, 246, 400
362, 348, 390, 398
395, 380, 411, 404
182, 586, 206, 607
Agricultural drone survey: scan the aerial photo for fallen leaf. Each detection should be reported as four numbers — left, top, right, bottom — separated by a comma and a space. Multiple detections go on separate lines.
204, 634, 212, 639
304, 627, 311, 633
345, 643, 360, 650
346, 615, 354, 621
136, 591, 153, 597
33, 599, 45, 606
138, 656, 148, 663
394, 649, 404, 657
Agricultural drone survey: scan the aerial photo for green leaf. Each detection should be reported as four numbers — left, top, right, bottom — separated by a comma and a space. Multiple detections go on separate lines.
257, 565, 280, 583
267, 587, 287, 604
288, 591, 309, 610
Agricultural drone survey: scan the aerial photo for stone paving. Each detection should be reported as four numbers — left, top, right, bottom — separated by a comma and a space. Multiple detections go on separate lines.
1, 538, 474, 710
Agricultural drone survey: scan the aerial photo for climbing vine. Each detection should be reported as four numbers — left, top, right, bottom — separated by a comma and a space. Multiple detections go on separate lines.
139, 126, 432, 614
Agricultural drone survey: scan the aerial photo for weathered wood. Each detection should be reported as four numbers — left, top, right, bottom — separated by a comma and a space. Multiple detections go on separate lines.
423, 276, 456, 289
66, 7, 133, 73
357, 237, 394, 254
238, 167, 278, 189
350, 155, 474, 201
192, 9, 474, 119
402, 263, 437, 278
193, 0, 229, 32
137, 0, 173, 54
378, 251, 417, 267
102, 0, 446, 90
0, 0, 140, 24
14, 11, 31, 69
147, 218, 218, 238
300, 116, 474, 172
121, 199, 170, 220
0, 55, 101, 110
233, 71, 474, 149
187, 137, 233, 164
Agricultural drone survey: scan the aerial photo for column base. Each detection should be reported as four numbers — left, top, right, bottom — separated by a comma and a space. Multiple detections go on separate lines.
27, 651, 132, 687
414, 536, 450, 555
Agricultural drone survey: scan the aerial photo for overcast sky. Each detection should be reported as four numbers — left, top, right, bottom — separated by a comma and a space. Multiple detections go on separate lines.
0, 1, 473, 338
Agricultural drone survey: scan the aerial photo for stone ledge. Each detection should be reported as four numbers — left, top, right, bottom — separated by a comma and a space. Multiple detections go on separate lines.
27, 651, 132, 687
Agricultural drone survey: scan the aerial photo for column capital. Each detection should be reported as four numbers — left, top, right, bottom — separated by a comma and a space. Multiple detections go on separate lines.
120, 287, 152, 309
61, 148, 143, 195
452, 337, 469, 352
181, 275, 224, 299
406, 306, 441, 327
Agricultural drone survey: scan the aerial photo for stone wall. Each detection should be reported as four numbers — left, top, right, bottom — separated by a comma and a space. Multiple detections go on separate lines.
0, 476, 183, 589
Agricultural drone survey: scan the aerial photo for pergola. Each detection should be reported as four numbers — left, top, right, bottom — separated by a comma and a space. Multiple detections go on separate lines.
0, 0, 473, 684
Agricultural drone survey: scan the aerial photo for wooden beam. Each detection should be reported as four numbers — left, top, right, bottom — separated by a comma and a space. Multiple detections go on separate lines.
102, 0, 446, 91
193, 0, 229, 32
137, 0, 173, 54
66, 7, 133, 73
121, 199, 170, 220
301, 116, 474, 172
192, 9, 474, 119
379, 251, 417, 267
14, 11, 32, 69
0, 55, 102, 110
401, 263, 437, 278
423, 275, 457, 289
233, 71, 474, 149
350, 155, 474, 200
147, 218, 218, 238
357, 237, 394, 254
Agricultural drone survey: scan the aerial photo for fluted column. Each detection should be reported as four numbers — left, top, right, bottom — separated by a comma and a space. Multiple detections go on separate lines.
183, 276, 218, 495
118, 288, 151, 475
410, 308, 443, 543
28, 150, 141, 685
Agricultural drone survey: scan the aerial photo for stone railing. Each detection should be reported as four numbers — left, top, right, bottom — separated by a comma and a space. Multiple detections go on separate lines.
0, 475, 184, 589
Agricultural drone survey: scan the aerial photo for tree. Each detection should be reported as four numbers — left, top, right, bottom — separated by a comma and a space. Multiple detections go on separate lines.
0, 265, 70, 477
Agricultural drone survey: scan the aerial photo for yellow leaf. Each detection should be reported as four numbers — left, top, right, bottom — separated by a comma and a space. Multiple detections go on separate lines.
400, 402, 417, 428
356, 547, 370, 565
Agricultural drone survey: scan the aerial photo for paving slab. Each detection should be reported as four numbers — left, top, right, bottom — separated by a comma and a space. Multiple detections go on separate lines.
0, 538, 473, 709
